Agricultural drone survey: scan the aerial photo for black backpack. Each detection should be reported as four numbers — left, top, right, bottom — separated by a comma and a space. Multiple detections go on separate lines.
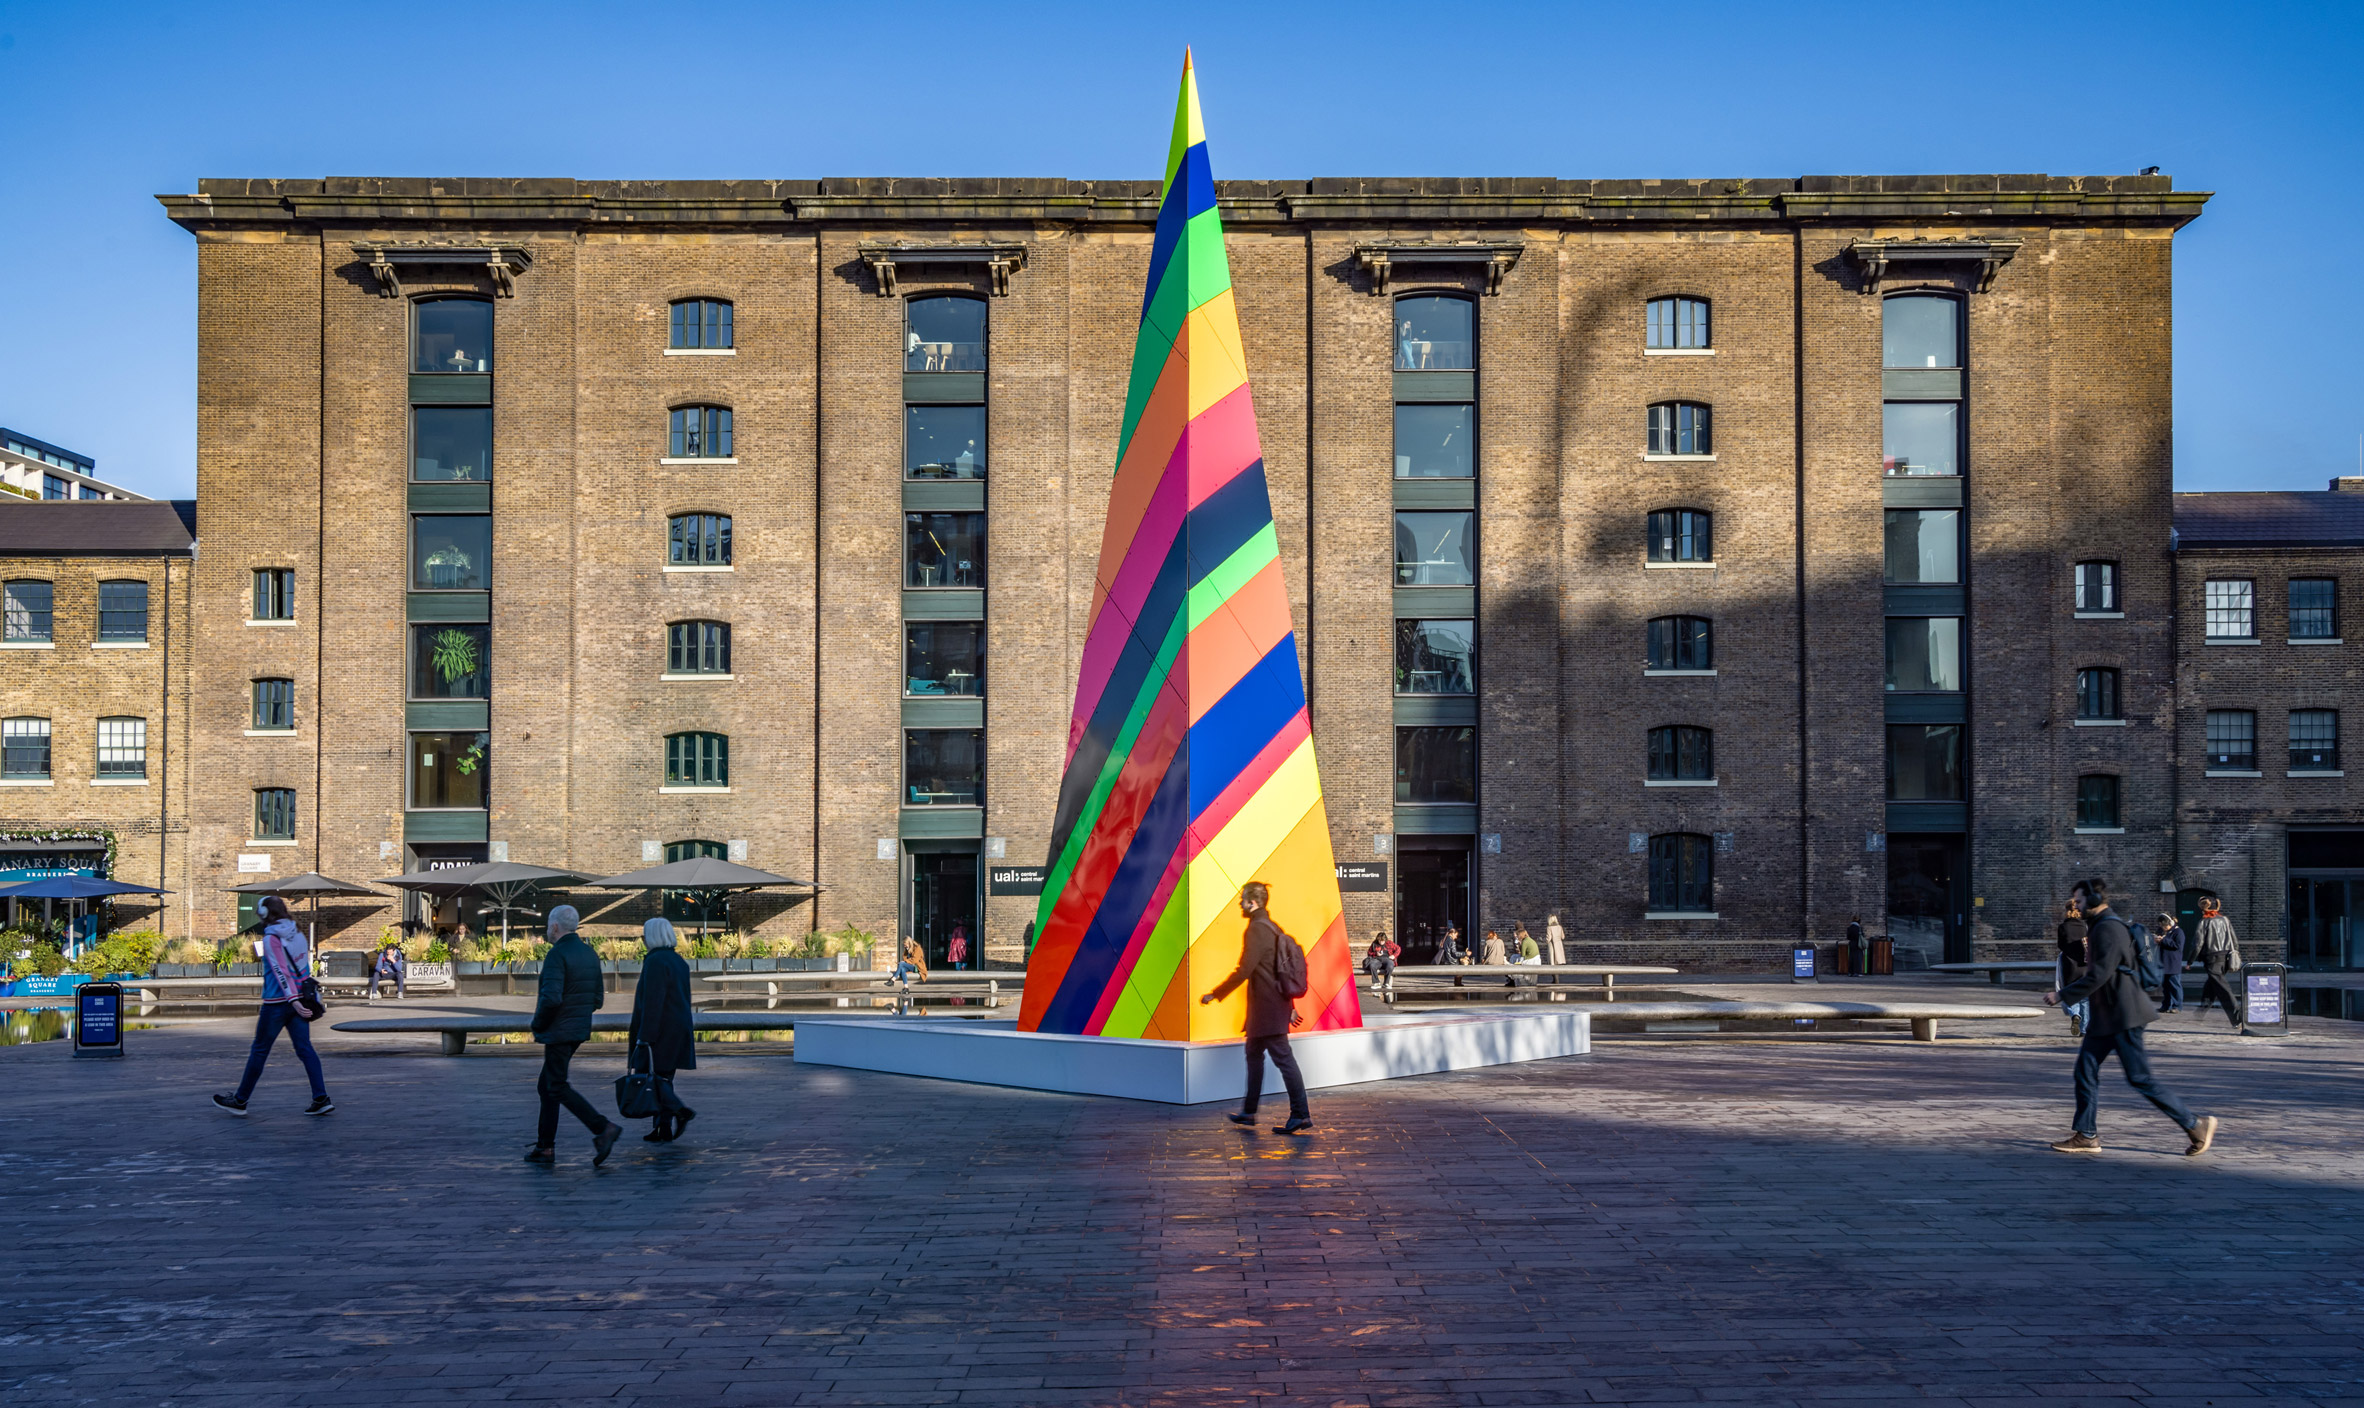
1271, 925, 1310, 1000
2123, 920, 2164, 990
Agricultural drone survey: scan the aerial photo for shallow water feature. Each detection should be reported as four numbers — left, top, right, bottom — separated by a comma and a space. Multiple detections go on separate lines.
1, 1007, 156, 1045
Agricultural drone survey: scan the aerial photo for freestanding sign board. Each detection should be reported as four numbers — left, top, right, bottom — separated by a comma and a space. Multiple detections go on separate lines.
1791, 946, 1817, 982
74, 981, 124, 1059
2243, 964, 2289, 1037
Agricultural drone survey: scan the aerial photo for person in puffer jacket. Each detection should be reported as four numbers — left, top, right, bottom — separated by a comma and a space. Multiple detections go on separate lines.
523, 905, 621, 1166
212, 896, 334, 1117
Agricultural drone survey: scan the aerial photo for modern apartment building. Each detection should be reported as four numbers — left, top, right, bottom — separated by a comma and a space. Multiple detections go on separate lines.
0, 429, 146, 503
159, 173, 2206, 968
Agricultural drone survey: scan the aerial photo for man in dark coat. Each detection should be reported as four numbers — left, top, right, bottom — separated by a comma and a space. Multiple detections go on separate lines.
526, 906, 621, 1166
2045, 879, 2217, 1156
629, 918, 699, 1143
1201, 881, 1312, 1134
2154, 912, 2187, 1013
1845, 918, 1867, 976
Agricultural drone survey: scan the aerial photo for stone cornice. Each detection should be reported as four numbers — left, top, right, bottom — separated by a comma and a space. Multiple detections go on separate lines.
159, 175, 2211, 237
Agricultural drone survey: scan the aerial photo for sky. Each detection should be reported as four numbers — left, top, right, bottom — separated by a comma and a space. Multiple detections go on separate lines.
1, 0, 2358, 501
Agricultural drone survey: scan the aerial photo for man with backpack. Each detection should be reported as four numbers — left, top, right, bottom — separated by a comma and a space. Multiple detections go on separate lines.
2044, 878, 2217, 1156
1201, 880, 1312, 1134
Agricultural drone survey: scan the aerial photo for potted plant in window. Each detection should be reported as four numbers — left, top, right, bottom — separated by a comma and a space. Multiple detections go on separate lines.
429, 628, 481, 696
422, 544, 474, 590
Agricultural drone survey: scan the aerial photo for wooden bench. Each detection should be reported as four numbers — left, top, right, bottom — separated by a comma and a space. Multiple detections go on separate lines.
1384, 964, 1681, 1001
1581, 999, 2042, 1041
331, 1010, 807, 1056
1928, 961, 2058, 986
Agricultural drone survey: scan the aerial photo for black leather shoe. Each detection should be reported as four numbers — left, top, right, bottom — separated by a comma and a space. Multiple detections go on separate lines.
1226, 1113, 1256, 1127
592, 1123, 622, 1167
522, 1146, 555, 1164
1273, 1117, 1313, 1135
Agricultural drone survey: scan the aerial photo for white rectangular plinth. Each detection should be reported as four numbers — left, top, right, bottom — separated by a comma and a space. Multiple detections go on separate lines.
791, 1009, 1589, 1104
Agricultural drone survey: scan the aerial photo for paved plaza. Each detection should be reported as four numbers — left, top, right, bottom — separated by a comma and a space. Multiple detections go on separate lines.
3, 991, 2360, 1406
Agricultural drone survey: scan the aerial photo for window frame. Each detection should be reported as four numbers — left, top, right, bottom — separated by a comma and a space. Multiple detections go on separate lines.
669, 298, 735, 351
2204, 579, 2255, 640
1393, 725, 1477, 806
904, 620, 986, 699
2075, 560, 2120, 614
1392, 293, 1476, 372
904, 403, 989, 481
408, 731, 490, 810
2205, 709, 2258, 772
1393, 618, 1477, 696
1393, 510, 1475, 587
905, 293, 988, 372
1646, 509, 1713, 564
1644, 296, 1711, 351
254, 786, 298, 840
1645, 401, 1713, 457
252, 568, 295, 621
667, 404, 735, 460
666, 512, 733, 568
2290, 709, 2340, 773
664, 731, 730, 789
1646, 725, 1714, 782
96, 716, 146, 779
1880, 291, 1964, 370
411, 623, 490, 701
1886, 723, 1966, 801
411, 514, 492, 592
666, 620, 733, 677
2289, 577, 2338, 640
250, 677, 295, 732
2074, 667, 2122, 721
1884, 617, 1964, 693
96, 579, 150, 642
2, 716, 52, 780
411, 296, 494, 375
904, 727, 985, 807
409, 405, 493, 483
1646, 832, 1714, 914
1645, 615, 1713, 672
2075, 774, 2122, 830
904, 511, 986, 590
3, 579, 54, 642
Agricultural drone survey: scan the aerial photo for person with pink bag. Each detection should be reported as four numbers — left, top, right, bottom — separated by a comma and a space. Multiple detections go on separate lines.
212, 895, 334, 1117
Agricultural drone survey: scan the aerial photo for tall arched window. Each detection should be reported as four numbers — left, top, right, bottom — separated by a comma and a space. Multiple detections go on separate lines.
413, 297, 493, 374
1647, 509, 1712, 563
2075, 668, 2121, 721
1647, 833, 1713, 913
1647, 402, 1712, 456
906, 295, 986, 372
1393, 295, 1474, 370
1646, 616, 1712, 671
1393, 294, 1475, 480
668, 405, 733, 459
665, 731, 729, 788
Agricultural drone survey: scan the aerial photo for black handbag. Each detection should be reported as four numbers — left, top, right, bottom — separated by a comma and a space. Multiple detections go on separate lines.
615, 1041, 663, 1119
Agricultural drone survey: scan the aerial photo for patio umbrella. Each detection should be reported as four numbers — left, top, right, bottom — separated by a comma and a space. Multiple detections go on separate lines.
587, 858, 818, 943
0, 876, 173, 956
376, 863, 594, 946
225, 872, 388, 946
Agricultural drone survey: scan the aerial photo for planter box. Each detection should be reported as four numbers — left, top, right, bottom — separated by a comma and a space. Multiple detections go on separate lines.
456, 961, 487, 975
692, 958, 723, 972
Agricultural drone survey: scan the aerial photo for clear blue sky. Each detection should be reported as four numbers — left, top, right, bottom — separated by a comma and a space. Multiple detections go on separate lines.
2, 0, 2357, 500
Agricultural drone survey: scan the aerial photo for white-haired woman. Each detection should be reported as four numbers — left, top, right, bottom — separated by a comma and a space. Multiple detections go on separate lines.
628, 918, 698, 1142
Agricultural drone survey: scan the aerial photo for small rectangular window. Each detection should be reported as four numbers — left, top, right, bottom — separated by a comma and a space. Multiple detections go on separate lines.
413, 516, 492, 591
2204, 580, 2254, 639
1882, 402, 1958, 476
1393, 404, 1475, 479
411, 731, 489, 808
1884, 510, 1961, 583
1395, 726, 1476, 805
664, 732, 729, 788
251, 678, 294, 731
1394, 511, 1473, 586
252, 569, 295, 621
670, 299, 734, 350
906, 728, 983, 806
905, 622, 985, 697
1645, 297, 1710, 350
254, 787, 297, 839
668, 406, 733, 459
906, 405, 987, 480
42, 474, 67, 501
2, 717, 51, 779
1886, 724, 1965, 800
4, 580, 54, 641
668, 514, 732, 567
1647, 617, 1712, 671
2076, 775, 2121, 829
97, 580, 149, 641
1647, 403, 1712, 456
1647, 726, 1714, 781
1647, 510, 1712, 563
2205, 710, 2257, 771
2075, 668, 2121, 720
905, 512, 985, 589
1647, 833, 1713, 912
2291, 710, 2340, 772
412, 624, 490, 699
667, 621, 732, 675
2075, 561, 2119, 613
2290, 578, 2337, 639
1884, 618, 1963, 692
96, 717, 146, 779
414, 299, 493, 374
1394, 619, 1475, 694
412, 407, 492, 482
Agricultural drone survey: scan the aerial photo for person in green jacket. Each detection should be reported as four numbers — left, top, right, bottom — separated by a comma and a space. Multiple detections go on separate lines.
524, 905, 622, 1167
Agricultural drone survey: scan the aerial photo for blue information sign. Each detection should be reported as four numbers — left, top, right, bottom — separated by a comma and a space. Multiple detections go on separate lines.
74, 981, 124, 1058
2245, 970, 2286, 1031
1791, 946, 1817, 981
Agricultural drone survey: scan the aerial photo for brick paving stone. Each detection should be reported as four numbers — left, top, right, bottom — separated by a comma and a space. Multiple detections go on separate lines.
2, 1007, 2360, 1406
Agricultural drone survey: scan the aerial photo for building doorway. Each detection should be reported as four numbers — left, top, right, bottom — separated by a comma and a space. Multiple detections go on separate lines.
2288, 829, 2364, 970
1887, 834, 1967, 969
906, 847, 979, 970
1394, 837, 1471, 965
403, 842, 488, 938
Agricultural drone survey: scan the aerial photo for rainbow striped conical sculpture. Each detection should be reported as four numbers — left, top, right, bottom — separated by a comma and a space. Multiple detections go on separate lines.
1019, 53, 1360, 1041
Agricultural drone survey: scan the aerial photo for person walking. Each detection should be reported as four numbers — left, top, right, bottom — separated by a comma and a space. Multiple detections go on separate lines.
212, 896, 333, 1117
1362, 930, 1399, 998
2055, 900, 2091, 1038
524, 905, 622, 1167
1544, 914, 1567, 966
628, 918, 698, 1144
1200, 881, 1311, 1135
1846, 917, 1868, 977
2154, 912, 2187, 1013
946, 924, 969, 972
2045, 879, 2217, 1156
2191, 898, 2245, 1028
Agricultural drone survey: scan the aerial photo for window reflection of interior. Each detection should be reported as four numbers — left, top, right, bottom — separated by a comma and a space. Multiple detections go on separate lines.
1394, 295, 1474, 370
1394, 512, 1473, 586
1882, 402, 1957, 476
906, 405, 986, 479
906, 513, 984, 589
1394, 404, 1473, 478
907, 296, 987, 372
414, 299, 492, 374
1394, 619, 1475, 694
905, 622, 985, 696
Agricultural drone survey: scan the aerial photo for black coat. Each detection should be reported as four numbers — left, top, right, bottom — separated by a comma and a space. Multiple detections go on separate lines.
532, 934, 605, 1044
2055, 911, 2159, 1037
1209, 911, 1301, 1039
2055, 917, 2090, 987
629, 948, 698, 1072
2156, 923, 2186, 975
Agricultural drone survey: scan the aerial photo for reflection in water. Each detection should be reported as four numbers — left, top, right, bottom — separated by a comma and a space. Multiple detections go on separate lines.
1, 1008, 156, 1045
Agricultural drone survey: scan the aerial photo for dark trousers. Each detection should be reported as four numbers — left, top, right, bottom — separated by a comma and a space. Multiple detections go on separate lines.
536, 1041, 607, 1146
2072, 1025, 2195, 1137
2198, 970, 2243, 1026
235, 1002, 327, 1102
653, 1069, 691, 1119
1241, 1034, 1309, 1120
2159, 972, 2183, 1011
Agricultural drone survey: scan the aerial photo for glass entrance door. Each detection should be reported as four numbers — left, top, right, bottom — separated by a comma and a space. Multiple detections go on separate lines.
1887, 835, 1967, 969
2288, 877, 2355, 970
910, 850, 979, 970
1394, 841, 1471, 965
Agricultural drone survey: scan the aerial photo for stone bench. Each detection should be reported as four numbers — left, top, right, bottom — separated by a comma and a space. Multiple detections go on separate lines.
1928, 961, 2059, 986
1384, 964, 1681, 1000
1579, 999, 2042, 1041
331, 1011, 804, 1056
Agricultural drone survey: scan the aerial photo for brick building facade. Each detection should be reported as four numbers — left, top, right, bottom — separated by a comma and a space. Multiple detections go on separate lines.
158, 174, 2208, 969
